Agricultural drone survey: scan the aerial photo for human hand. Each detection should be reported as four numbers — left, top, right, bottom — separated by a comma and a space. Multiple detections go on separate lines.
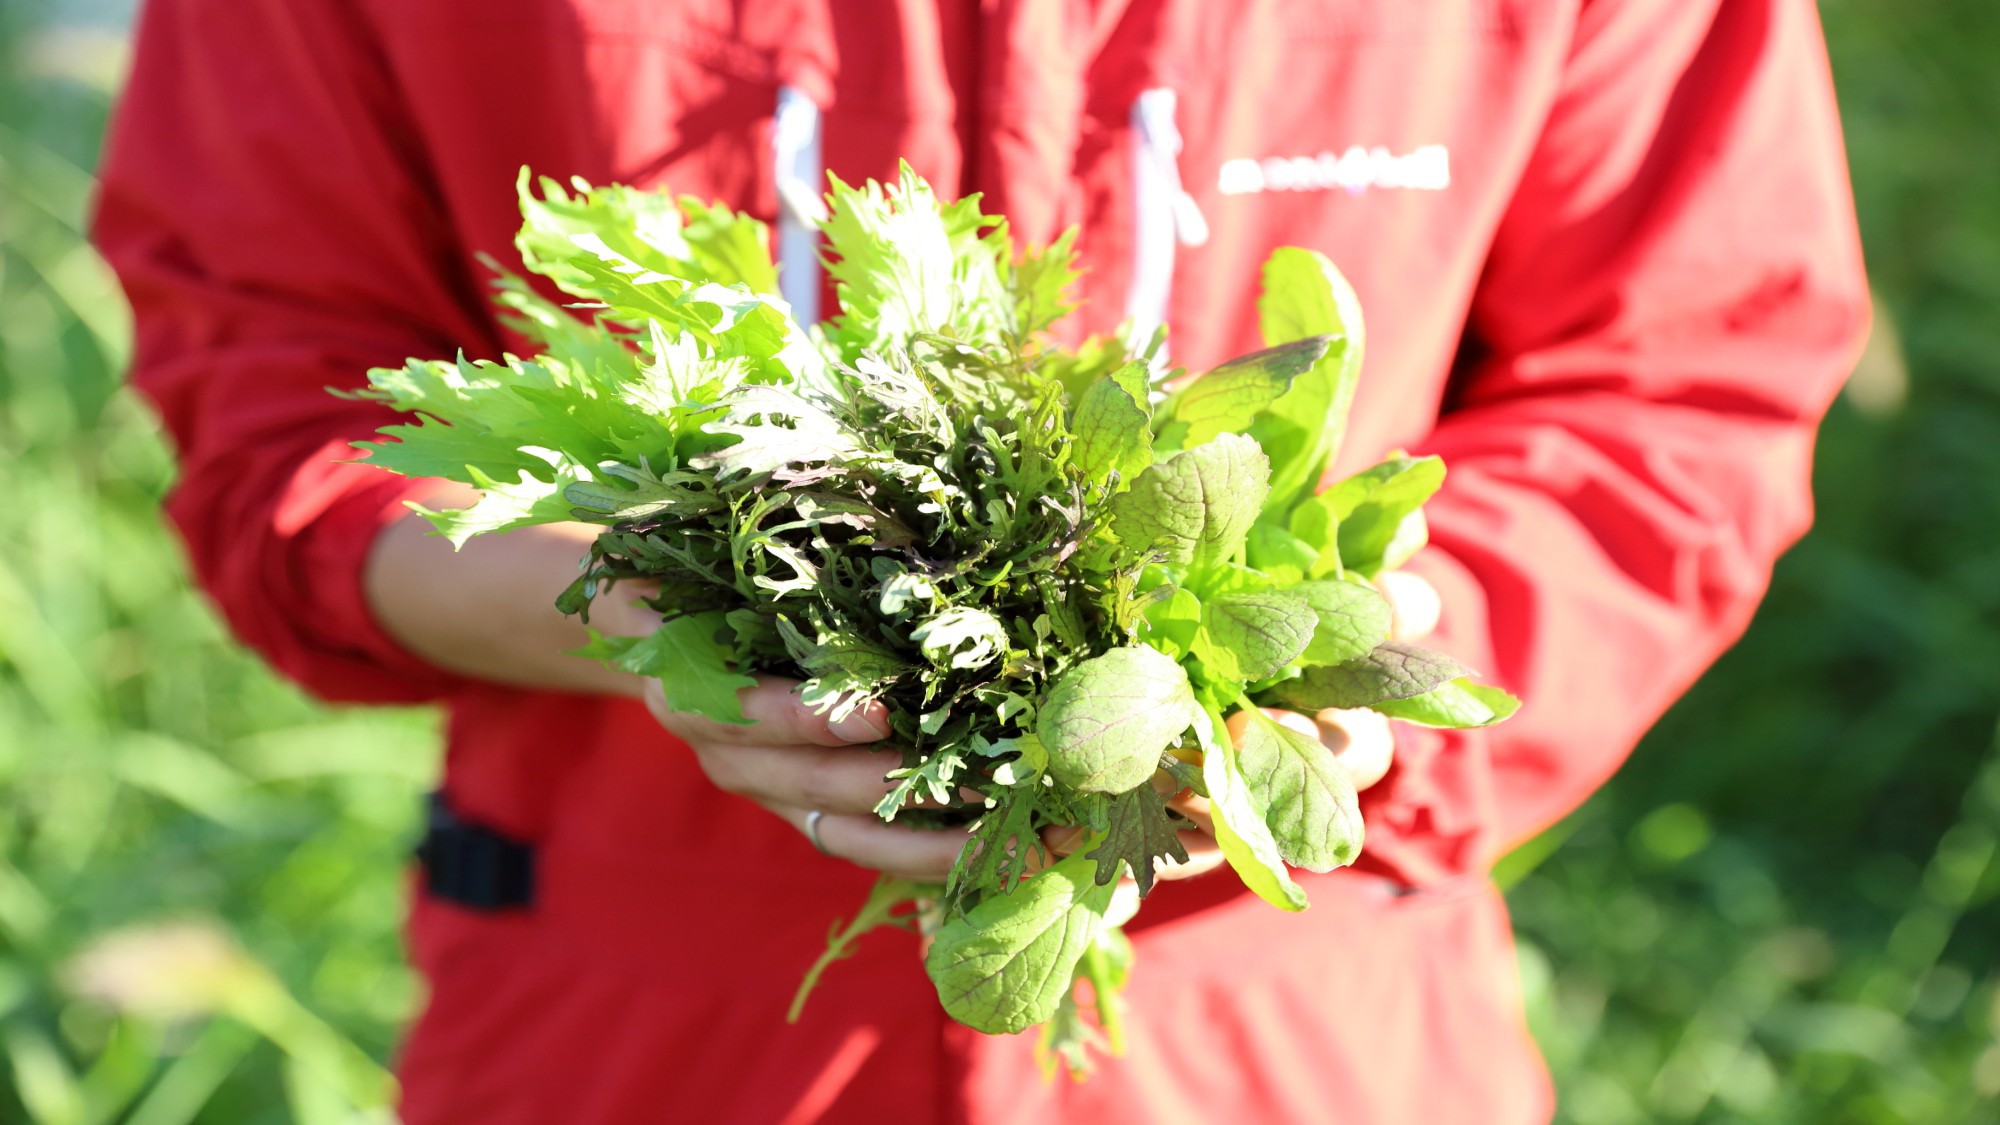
643, 676, 971, 883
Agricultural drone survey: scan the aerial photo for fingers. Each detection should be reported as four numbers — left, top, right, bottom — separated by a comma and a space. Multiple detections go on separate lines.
691, 739, 909, 817
586, 579, 664, 639
1153, 834, 1227, 882
1040, 818, 1226, 884
773, 803, 970, 882
644, 675, 891, 747
1311, 707, 1396, 790
1377, 569, 1441, 642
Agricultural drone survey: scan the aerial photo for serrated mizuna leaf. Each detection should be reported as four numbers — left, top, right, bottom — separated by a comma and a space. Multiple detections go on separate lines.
1233, 709, 1364, 872
911, 607, 1010, 669
925, 850, 1117, 1034
419, 467, 577, 548
1013, 227, 1080, 339
1038, 647, 1199, 794
564, 472, 718, 523
1070, 363, 1153, 486
675, 196, 780, 294
1291, 580, 1393, 666
1253, 248, 1366, 513
584, 612, 755, 724
1371, 679, 1521, 728
1084, 786, 1189, 897
1159, 337, 1329, 450
1197, 708, 1309, 911
1196, 591, 1316, 683
1270, 641, 1470, 710
1110, 434, 1270, 572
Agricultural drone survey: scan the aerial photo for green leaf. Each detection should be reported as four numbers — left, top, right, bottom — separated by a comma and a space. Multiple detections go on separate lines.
357, 411, 549, 485
1252, 248, 1366, 513
1013, 227, 1081, 339
1110, 434, 1270, 573
1141, 587, 1203, 659
1197, 706, 1309, 911
1370, 679, 1522, 728
1080, 925, 1134, 1056
1070, 363, 1154, 487
563, 468, 719, 523
820, 164, 1016, 359
581, 612, 756, 724
1323, 456, 1446, 577
1040, 332, 1149, 404
1291, 580, 1394, 666
910, 607, 1010, 670
1193, 590, 1316, 683
1246, 522, 1320, 585
676, 196, 780, 294
1233, 708, 1364, 872
924, 850, 1119, 1034
1084, 785, 1190, 897
1037, 646, 1200, 795
1284, 492, 1344, 579
1156, 337, 1330, 450
418, 467, 578, 548
689, 384, 864, 480
1268, 642, 1470, 710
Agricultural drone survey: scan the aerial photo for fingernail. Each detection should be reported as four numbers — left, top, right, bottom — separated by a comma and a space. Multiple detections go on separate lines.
830, 711, 890, 743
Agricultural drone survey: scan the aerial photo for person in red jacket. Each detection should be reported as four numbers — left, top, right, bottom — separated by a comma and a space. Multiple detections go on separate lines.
95, 0, 1869, 1121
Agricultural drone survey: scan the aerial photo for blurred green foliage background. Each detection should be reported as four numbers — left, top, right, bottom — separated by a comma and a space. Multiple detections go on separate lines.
1, 1, 1996, 1121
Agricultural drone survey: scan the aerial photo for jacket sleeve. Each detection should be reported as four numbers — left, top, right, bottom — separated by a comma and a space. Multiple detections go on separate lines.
1357, 0, 1870, 882
95, 0, 499, 702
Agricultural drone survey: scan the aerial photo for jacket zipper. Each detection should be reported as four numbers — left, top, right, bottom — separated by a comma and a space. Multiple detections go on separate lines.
773, 85, 826, 328
1125, 87, 1209, 361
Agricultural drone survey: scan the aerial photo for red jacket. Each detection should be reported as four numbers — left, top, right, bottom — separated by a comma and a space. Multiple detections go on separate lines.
98, 1, 1867, 1121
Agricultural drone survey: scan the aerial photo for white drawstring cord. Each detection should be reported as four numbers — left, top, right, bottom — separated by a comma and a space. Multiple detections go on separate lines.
1125, 87, 1209, 360
773, 85, 826, 327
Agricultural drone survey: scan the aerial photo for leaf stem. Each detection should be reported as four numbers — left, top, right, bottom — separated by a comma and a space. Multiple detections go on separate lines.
786, 875, 930, 1023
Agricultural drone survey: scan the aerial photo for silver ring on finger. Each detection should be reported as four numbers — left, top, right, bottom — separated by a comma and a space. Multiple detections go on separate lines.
805, 809, 830, 855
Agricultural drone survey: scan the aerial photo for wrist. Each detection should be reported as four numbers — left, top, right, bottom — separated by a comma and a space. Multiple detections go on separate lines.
362, 484, 641, 696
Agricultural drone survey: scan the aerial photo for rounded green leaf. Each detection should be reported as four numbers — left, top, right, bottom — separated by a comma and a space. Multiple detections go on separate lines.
1234, 709, 1364, 872
1270, 641, 1469, 710
925, 851, 1117, 1034
1038, 646, 1199, 794
1292, 580, 1393, 666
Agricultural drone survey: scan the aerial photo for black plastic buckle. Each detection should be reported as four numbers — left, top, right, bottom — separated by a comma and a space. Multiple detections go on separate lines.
416, 791, 536, 912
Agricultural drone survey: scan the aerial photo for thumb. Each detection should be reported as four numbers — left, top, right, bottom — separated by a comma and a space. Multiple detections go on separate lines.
1376, 570, 1441, 642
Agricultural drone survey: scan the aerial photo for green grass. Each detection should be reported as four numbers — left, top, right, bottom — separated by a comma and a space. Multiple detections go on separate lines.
0, 8, 434, 1122
2, 1, 1998, 1121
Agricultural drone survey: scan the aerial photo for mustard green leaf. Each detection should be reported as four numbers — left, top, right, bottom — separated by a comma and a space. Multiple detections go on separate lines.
1156, 337, 1330, 451
1197, 705, 1309, 911
1269, 642, 1470, 711
1253, 248, 1366, 513
1037, 646, 1200, 795
1371, 679, 1522, 728
1070, 363, 1154, 487
925, 850, 1118, 1034
1292, 580, 1394, 666
1234, 707, 1364, 872
1195, 590, 1316, 683
1110, 434, 1270, 573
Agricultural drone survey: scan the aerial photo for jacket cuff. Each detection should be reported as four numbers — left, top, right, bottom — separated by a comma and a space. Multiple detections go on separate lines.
252, 440, 469, 703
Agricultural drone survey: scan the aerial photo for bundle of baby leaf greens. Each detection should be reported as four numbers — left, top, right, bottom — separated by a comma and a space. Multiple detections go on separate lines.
350, 165, 1518, 1072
